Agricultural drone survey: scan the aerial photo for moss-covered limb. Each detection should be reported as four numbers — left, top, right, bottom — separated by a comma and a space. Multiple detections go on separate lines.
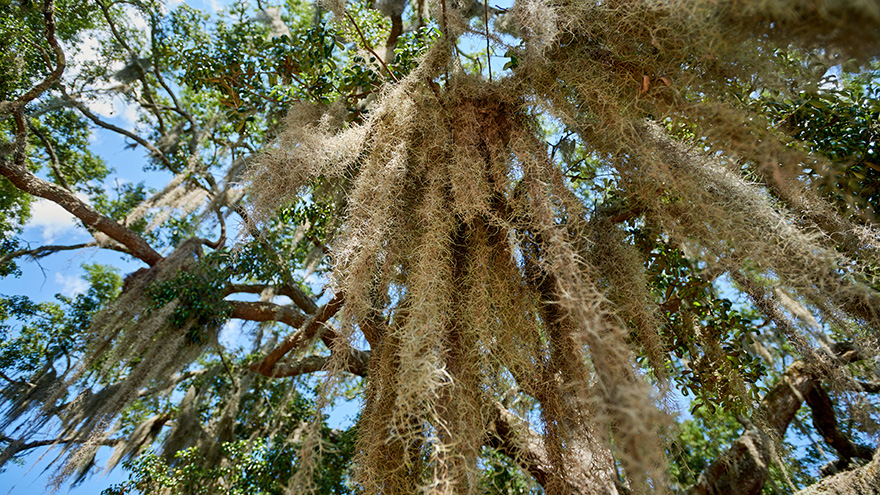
265, 349, 370, 378
249, 293, 344, 376
225, 282, 319, 314
689, 346, 876, 495
688, 362, 817, 495
795, 449, 880, 495
228, 300, 306, 328
0, 242, 98, 266
0, 434, 121, 469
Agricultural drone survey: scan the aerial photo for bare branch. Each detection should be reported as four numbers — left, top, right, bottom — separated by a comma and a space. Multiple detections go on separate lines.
229, 300, 306, 328
28, 122, 71, 190
60, 88, 174, 170
95, 0, 167, 133
345, 12, 399, 83
0, 157, 163, 266
250, 293, 344, 376
0, 242, 99, 266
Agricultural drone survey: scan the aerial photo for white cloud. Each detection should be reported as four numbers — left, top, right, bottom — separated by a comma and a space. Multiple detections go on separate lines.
208, 0, 222, 13
218, 319, 243, 349
86, 94, 140, 131
77, 33, 102, 63
55, 272, 88, 297
126, 6, 150, 33
27, 193, 91, 243
28, 199, 79, 243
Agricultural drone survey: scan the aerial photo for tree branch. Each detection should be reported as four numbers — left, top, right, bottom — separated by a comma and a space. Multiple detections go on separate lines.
0, 158, 163, 266
0, 0, 65, 121
250, 293, 344, 376
689, 345, 873, 495
345, 12, 399, 83
229, 300, 306, 328
60, 89, 174, 170
0, 434, 120, 469
487, 401, 621, 495
226, 283, 318, 314
0, 242, 100, 266
260, 349, 370, 378
28, 122, 71, 190
806, 384, 875, 472
795, 448, 880, 495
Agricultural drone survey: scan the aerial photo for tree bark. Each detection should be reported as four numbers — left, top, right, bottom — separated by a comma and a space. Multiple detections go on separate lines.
689, 361, 817, 495
0, 158, 163, 266
796, 449, 880, 495
488, 402, 622, 495
690, 348, 875, 495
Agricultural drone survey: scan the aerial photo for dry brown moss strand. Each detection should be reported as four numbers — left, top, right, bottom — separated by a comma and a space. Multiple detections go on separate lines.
518, 142, 669, 492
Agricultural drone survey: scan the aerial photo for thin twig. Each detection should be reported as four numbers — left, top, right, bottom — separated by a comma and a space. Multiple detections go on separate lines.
0, 242, 99, 267
345, 12, 399, 83
28, 122, 72, 191
484, 0, 492, 82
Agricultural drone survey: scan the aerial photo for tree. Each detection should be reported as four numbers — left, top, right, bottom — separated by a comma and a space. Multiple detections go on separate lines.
1, 0, 879, 494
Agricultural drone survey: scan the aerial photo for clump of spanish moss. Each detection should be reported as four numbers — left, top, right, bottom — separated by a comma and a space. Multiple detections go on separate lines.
11, 239, 227, 485
248, 0, 880, 492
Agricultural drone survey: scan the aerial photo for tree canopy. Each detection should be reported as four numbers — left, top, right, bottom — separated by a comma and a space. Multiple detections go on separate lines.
1, 0, 879, 494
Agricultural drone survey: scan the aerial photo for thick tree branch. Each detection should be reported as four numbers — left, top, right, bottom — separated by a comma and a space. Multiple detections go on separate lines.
689, 345, 874, 495
226, 283, 318, 314
229, 300, 306, 328
0, 0, 65, 121
689, 361, 816, 495
250, 293, 344, 376
795, 448, 880, 495
806, 384, 875, 471
488, 401, 621, 495
0, 158, 163, 266
261, 349, 370, 378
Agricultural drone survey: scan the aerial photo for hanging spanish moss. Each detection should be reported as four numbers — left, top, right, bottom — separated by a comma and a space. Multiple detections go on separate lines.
11, 239, 227, 485
248, 0, 880, 493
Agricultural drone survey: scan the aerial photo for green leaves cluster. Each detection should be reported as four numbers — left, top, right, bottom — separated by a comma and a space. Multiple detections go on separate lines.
145, 257, 232, 345
633, 229, 767, 413
0, 264, 121, 375
758, 63, 880, 218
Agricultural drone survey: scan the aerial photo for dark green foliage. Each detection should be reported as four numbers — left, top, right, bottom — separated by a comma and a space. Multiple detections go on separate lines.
758, 63, 880, 219
478, 448, 540, 495
146, 258, 231, 344
633, 228, 767, 413
0, 264, 120, 374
